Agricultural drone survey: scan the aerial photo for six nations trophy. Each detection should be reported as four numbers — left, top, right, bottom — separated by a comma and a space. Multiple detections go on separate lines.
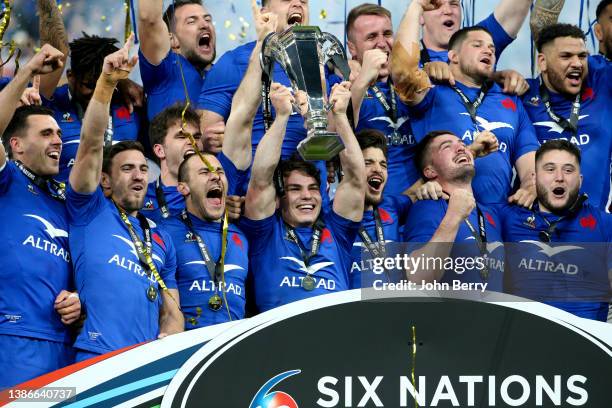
260, 25, 351, 161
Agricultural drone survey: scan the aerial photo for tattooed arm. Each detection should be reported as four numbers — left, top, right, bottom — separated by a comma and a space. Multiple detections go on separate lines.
530, 0, 566, 42
37, 0, 68, 99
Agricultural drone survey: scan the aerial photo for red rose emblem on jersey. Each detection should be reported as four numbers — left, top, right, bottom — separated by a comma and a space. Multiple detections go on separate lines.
116, 106, 131, 120
321, 228, 333, 244
232, 233, 244, 250
501, 98, 517, 112
579, 214, 596, 230
152, 232, 166, 250
378, 208, 393, 223
581, 87, 595, 102
485, 212, 496, 227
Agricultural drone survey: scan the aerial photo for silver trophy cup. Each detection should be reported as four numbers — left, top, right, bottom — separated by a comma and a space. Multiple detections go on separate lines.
261, 25, 348, 161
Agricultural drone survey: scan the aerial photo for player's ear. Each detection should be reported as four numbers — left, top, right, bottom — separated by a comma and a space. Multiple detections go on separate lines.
169, 32, 180, 50
347, 40, 357, 59
423, 166, 437, 180
153, 144, 166, 160
177, 182, 190, 197
594, 23, 603, 42
447, 49, 458, 65
101, 172, 112, 190
537, 53, 547, 74
9, 137, 23, 155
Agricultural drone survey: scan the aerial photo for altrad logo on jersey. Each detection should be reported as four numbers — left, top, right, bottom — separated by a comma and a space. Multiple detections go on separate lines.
108, 234, 162, 283
21, 214, 70, 262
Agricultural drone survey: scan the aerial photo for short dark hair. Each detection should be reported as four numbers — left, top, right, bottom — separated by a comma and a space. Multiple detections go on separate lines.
102, 141, 145, 174
414, 130, 457, 178
149, 103, 200, 148
69, 33, 120, 81
536, 23, 586, 52
163, 0, 203, 31
356, 129, 388, 158
275, 157, 321, 196
2, 105, 55, 158
448, 26, 493, 51
597, 0, 612, 20
535, 139, 581, 165
346, 3, 392, 40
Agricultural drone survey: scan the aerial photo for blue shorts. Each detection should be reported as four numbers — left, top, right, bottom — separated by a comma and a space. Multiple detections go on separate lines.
0, 334, 75, 390
75, 349, 102, 363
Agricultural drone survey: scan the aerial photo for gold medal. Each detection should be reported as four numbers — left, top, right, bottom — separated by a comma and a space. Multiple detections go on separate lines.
301, 275, 316, 291
208, 294, 223, 311
146, 285, 157, 302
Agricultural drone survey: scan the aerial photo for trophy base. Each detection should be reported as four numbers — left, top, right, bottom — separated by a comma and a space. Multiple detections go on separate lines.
297, 132, 345, 161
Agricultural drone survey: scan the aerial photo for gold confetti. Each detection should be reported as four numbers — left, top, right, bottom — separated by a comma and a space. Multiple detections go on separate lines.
101, 15, 107, 22
228, 33, 237, 41
105, 25, 112, 32
320, 9, 327, 19
57, 4, 62, 13
239, 31, 246, 38
34, 47, 41, 53
224, 19, 231, 28
65, 2, 71, 7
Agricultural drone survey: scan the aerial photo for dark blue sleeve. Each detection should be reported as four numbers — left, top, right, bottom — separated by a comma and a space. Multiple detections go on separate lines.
406, 88, 436, 142
513, 99, 540, 163
402, 200, 444, 242
326, 210, 361, 255
240, 214, 277, 256
158, 228, 178, 290
42, 84, 70, 106
139, 49, 173, 94
588, 55, 611, 91
65, 184, 106, 226
476, 13, 514, 61
392, 194, 413, 225
218, 151, 247, 196
198, 50, 242, 119
0, 161, 15, 195
0, 77, 10, 91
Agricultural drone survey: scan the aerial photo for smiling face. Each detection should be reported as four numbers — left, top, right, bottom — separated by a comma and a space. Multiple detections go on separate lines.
105, 149, 149, 214
347, 13, 394, 79
179, 154, 227, 221
421, 0, 461, 51
362, 147, 387, 209
280, 170, 322, 228
10, 114, 62, 177
172, 3, 216, 69
264, 0, 309, 33
536, 149, 582, 214
451, 30, 496, 82
423, 134, 475, 184
539, 36, 589, 97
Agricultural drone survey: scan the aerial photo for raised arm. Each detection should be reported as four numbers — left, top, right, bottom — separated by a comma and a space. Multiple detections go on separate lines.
508, 151, 537, 208
350, 49, 388, 125
244, 83, 293, 220
222, 1, 277, 170
0, 44, 64, 158
69, 35, 138, 194
530, 0, 566, 42
492, 0, 532, 39
391, 0, 436, 105
158, 289, 183, 338
37, 0, 68, 99
137, 0, 171, 65
331, 82, 366, 222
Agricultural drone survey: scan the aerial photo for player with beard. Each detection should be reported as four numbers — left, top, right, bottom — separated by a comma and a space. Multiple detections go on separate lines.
391, 0, 540, 208
242, 81, 365, 312
501, 140, 612, 321
66, 37, 183, 361
522, 24, 611, 212
595, 0, 612, 61
403, 131, 505, 291
160, 153, 249, 328
0, 45, 82, 388
138, 0, 216, 120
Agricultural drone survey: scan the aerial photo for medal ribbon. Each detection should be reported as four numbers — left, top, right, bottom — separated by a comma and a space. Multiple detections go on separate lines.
463, 206, 489, 281
419, 40, 431, 64
155, 176, 170, 219
539, 76, 581, 136
371, 82, 397, 122
451, 81, 491, 131
14, 160, 66, 201
358, 207, 386, 258
285, 219, 325, 280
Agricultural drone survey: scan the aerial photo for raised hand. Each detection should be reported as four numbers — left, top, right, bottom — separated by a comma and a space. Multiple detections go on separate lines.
19, 75, 42, 106
424, 61, 455, 85
417, 0, 445, 11
329, 81, 352, 116
491, 69, 530, 96
269, 82, 294, 117
253, 0, 278, 40
102, 33, 138, 83
359, 49, 388, 85
24, 44, 64, 76
447, 188, 476, 222
469, 130, 499, 158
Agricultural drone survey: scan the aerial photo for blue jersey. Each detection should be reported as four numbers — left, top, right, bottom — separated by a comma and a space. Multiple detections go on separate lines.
142, 152, 247, 222
241, 210, 359, 312
522, 57, 612, 211
160, 213, 248, 329
42, 84, 141, 182
350, 194, 412, 288
500, 202, 612, 321
409, 81, 540, 205
0, 76, 9, 90
403, 199, 505, 291
0, 162, 73, 343
139, 50, 206, 121
66, 185, 177, 354
421, 13, 514, 65
356, 81, 419, 194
